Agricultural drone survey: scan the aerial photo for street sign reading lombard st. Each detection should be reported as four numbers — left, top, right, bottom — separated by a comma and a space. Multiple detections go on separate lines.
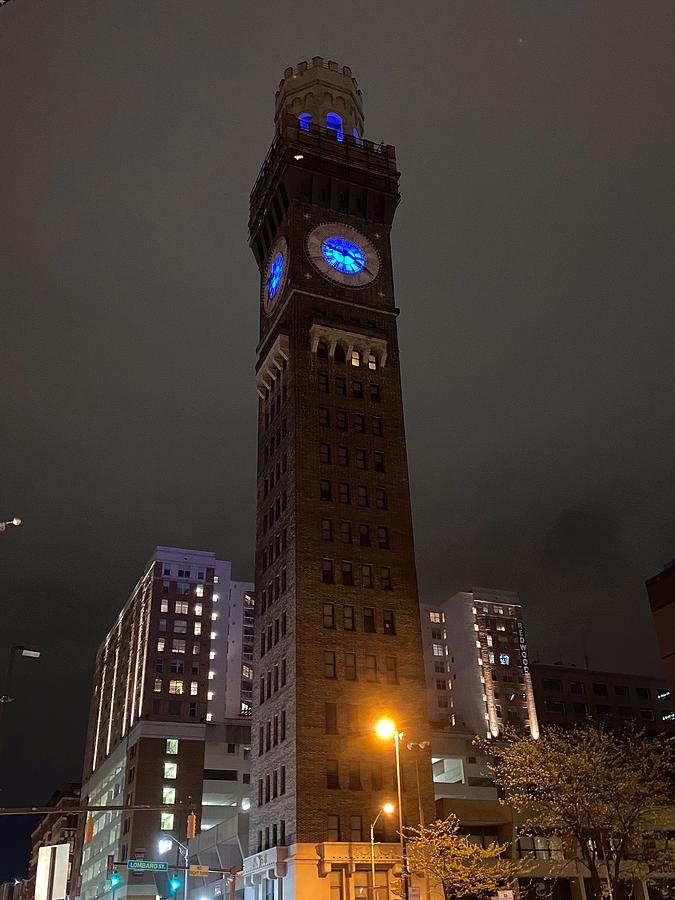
127, 860, 169, 872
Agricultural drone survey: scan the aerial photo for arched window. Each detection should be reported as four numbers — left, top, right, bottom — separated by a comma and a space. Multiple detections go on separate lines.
298, 113, 312, 131
367, 352, 377, 371
317, 341, 328, 359
326, 112, 344, 142
334, 344, 346, 364
351, 349, 361, 367
352, 127, 362, 146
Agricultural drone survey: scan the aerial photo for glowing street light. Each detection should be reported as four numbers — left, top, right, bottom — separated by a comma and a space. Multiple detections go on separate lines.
370, 803, 395, 898
0, 517, 21, 533
374, 718, 408, 898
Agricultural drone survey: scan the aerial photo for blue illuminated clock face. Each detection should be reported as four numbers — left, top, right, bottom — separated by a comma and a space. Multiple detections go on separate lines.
306, 223, 380, 287
262, 237, 288, 313
321, 238, 366, 275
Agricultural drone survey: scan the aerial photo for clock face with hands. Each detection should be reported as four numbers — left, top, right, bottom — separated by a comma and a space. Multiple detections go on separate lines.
261, 236, 288, 313
306, 223, 380, 287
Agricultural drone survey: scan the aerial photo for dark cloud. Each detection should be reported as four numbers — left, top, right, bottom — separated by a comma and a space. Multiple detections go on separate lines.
2, 0, 674, 877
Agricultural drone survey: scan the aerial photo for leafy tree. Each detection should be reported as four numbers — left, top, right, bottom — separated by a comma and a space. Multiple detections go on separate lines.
402, 814, 522, 900
478, 725, 675, 900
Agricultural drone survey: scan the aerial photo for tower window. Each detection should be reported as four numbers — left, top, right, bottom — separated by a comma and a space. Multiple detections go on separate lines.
368, 352, 377, 370
326, 112, 344, 141
317, 341, 328, 358
298, 112, 312, 131
334, 344, 346, 364
351, 349, 361, 367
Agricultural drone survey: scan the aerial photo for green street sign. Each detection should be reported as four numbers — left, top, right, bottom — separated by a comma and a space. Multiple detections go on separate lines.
127, 860, 169, 872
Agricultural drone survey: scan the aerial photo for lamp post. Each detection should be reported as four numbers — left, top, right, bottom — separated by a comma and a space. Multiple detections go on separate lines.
158, 835, 189, 900
374, 718, 408, 900
0, 517, 21, 533
370, 802, 395, 899
0, 645, 41, 725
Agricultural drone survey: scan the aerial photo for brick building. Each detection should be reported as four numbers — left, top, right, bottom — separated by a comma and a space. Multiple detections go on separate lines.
72, 547, 253, 900
244, 57, 434, 899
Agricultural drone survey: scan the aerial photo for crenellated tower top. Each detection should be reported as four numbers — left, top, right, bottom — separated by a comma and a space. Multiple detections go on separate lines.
274, 56, 365, 141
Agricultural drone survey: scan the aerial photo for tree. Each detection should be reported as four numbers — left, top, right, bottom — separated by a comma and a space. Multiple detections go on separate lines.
403, 815, 522, 900
478, 725, 675, 900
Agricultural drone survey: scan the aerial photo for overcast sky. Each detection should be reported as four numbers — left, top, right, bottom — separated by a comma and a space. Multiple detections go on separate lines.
2, 0, 674, 878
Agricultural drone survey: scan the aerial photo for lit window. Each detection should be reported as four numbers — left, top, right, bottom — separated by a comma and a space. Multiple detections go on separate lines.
429, 612, 441, 623
432, 644, 444, 657
190, 682, 198, 696
326, 112, 343, 141
298, 112, 312, 131
194, 603, 203, 616
193, 643, 201, 655
160, 812, 174, 831
206, 713, 213, 722
500, 654, 510, 666
162, 786, 175, 804
157, 639, 165, 652
166, 739, 179, 755
368, 352, 377, 370
208, 671, 215, 680
210, 631, 217, 639
488, 652, 495, 664
175, 601, 188, 615
351, 349, 361, 367
195, 585, 204, 598
154, 679, 162, 693
164, 762, 177, 779
172, 640, 186, 654
160, 598, 169, 613
194, 622, 202, 636
207, 691, 214, 701
209, 651, 216, 660
168, 680, 184, 695
242, 664, 253, 679
212, 612, 218, 621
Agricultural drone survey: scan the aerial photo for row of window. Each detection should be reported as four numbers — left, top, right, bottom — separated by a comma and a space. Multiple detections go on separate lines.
257, 766, 287, 806
318, 374, 381, 401
259, 567, 288, 614
316, 342, 379, 369
158, 619, 205, 636
256, 819, 286, 853
258, 712, 287, 755
259, 659, 287, 703
320, 480, 388, 509
544, 699, 657, 720
153, 678, 200, 697
319, 408, 384, 434
323, 651, 399, 683
151, 698, 200, 718
260, 612, 288, 656
321, 559, 393, 590
542, 678, 655, 699
322, 603, 395, 634
156, 659, 200, 677
321, 519, 390, 548
262, 462, 288, 499
261, 531, 288, 572
159, 599, 205, 615
319, 443, 385, 471
157, 638, 202, 655
162, 567, 206, 580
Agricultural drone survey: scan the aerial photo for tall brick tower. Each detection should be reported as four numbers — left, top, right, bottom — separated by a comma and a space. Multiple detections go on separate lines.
245, 57, 434, 899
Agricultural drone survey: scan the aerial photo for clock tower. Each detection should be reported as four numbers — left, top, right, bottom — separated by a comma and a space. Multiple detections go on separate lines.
245, 58, 434, 900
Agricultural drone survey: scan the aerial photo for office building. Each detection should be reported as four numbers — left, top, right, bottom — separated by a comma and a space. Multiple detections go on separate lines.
531, 662, 674, 734
422, 588, 539, 739
245, 57, 434, 899
72, 547, 253, 900
646, 560, 675, 700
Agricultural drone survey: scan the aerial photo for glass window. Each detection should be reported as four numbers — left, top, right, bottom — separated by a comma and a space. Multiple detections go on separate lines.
166, 739, 179, 754
161, 598, 169, 613
343, 605, 355, 630
383, 609, 395, 634
163, 762, 177, 779
174, 620, 187, 634
327, 815, 340, 842
432, 643, 444, 657
341, 561, 353, 585
162, 786, 175, 804
168, 680, 183, 695
372, 417, 383, 436
377, 526, 389, 549
160, 812, 174, 831
338, 482, 350, 503
375, 487, 387, 509
320, 442, 331, 464
324, 651, 336, 678
323, 603, 335, 628
322, 559, 334, 584
364, 608, 376, 633
326, 112, 344, 141
298, 112, 312, 130
172, 640, 186, 654
320, 480, 332, 501
338, 446, 349, 466
361, 565, 373, 588
175, 601, 189, 614
380, 567, 392, 590
326, 759, 340, 788
157, 638, 165, 652
153, 678, 162, 693
365, 654, 378, 682
499, 653, 510, 666
325, 702, 338, 735
351, 349, 361, 367
190, 681, 198, 696
322, 519, 333, 541
336, 409, 348, 429
194, 603, 203, 616
345, 652, 357, 681
368, 352, 377, 370
386, 657, 398, 684
349, 814, 362, 839
194, 621, 202, 635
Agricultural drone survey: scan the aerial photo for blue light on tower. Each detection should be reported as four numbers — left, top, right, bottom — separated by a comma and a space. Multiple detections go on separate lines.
321, 238, 366, 275
298, 113, 311, 131
326, 112, 343, 141
267, 253, 284, 299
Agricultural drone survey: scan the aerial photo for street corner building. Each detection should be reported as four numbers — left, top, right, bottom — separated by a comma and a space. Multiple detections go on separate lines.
245, 58, 436, 898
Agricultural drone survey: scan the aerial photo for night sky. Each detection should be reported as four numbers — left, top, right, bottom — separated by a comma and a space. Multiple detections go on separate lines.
2, 0, 674, 878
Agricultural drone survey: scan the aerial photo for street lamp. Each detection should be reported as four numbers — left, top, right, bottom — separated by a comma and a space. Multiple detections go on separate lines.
158, 835, 188, 900
0, 517, 21, 533
370, 803, 395, 899
374, 717, 408, 899
0, 645, 41, 724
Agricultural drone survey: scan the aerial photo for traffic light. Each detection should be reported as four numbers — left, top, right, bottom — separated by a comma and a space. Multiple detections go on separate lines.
186, 812, 197, 839
109, 872, 122, 889
169, 877, 182, 895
